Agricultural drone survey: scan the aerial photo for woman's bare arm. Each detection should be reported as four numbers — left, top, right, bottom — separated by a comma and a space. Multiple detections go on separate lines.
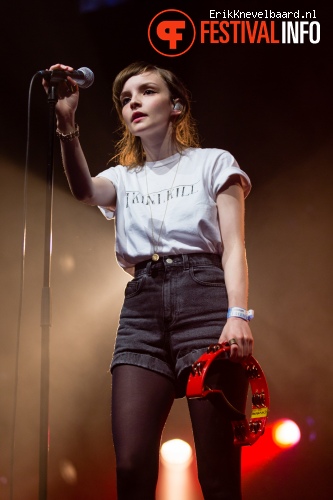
43, 63, 116, 210
216, 182, 254, 360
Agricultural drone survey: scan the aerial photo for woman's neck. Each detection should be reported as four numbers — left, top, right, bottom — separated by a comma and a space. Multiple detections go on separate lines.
141, 133, 178, 162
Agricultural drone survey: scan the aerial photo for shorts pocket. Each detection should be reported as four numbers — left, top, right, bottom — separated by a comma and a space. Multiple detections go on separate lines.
124, 274, 146, 298
189, 265, 225, 287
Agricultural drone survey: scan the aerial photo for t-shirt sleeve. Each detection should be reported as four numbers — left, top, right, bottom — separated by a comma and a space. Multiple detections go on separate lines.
211, 151, 251, 199
96, 166, 118, 219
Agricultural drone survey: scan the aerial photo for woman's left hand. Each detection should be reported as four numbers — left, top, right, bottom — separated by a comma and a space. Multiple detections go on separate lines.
219, 317, 254, 361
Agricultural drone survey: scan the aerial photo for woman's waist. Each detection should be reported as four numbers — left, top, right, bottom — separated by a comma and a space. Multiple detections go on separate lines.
134, 252, 222, 275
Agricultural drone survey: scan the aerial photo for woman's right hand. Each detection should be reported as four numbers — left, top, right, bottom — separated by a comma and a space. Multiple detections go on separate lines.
42, 63, 79, 128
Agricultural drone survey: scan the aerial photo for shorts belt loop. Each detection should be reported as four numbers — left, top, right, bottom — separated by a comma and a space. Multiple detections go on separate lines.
182, 254, 189, 270
146, 260, 152, 276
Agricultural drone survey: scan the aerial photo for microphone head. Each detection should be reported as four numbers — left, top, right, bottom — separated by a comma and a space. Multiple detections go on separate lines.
76, 67, 95, 89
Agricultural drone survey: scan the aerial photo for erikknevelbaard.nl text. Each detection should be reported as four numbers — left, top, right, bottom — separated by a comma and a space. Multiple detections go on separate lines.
209, 10, 316, 20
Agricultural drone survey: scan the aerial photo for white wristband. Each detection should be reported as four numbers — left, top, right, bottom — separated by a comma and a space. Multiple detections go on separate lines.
227, 307, 254, 321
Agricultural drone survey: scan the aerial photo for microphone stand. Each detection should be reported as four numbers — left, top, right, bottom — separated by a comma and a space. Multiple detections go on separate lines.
39, 78, 60, 500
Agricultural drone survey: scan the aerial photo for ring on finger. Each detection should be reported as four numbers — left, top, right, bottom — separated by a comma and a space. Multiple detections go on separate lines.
66, 83, 76, 93
228, 338, 238, 346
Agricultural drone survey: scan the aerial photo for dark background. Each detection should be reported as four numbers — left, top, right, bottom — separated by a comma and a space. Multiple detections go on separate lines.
1, 1, 332, 499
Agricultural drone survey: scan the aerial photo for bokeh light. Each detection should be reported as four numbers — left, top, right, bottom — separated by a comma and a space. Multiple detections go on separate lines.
160, 439, 193, 467
59, 459, 78, 485
272, 419, 301, 448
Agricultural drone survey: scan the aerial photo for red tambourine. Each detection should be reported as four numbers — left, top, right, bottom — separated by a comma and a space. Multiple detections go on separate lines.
186, 343, 270, 446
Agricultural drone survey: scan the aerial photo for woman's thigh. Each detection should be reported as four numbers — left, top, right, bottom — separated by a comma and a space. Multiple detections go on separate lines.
111, 365, 176, 462
187, 361, 248, 499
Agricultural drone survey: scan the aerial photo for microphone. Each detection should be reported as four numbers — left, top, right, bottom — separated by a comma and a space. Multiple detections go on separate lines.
40, 67, 94, 89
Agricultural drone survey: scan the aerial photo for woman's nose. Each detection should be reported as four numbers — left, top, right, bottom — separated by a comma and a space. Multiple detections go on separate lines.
130, 94, 141, 109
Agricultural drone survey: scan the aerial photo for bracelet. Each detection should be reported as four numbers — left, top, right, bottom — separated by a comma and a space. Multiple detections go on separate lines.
56, 123, 79, 142
227, 307, 254, 321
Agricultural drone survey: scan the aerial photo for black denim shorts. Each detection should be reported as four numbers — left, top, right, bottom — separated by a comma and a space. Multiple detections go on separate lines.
111, 253, 228, 397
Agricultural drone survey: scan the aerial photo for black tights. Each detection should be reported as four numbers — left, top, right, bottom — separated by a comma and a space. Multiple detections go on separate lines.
112, 364, 248, 500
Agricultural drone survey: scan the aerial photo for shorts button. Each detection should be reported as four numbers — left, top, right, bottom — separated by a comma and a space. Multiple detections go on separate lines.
166, 258, 173, 264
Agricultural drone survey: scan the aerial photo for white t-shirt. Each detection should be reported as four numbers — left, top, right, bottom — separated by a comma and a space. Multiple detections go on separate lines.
97, 148, 251, 273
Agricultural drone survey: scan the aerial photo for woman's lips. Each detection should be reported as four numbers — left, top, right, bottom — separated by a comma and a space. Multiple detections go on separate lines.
132, 112, 147, 122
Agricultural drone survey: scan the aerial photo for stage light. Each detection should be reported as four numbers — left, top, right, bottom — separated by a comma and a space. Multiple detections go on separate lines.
272, 419, 301, 448
160, 439, 193, 467
157, 440, 197, 499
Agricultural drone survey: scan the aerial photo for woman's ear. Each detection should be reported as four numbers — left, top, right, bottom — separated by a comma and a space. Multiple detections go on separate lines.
171, 99, 183, 115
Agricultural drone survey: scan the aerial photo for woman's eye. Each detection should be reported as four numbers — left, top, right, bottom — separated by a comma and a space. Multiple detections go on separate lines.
121, 97, 130, 107
144, 89, 156, 95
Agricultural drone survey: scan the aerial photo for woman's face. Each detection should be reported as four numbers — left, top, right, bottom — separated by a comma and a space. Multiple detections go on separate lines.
120, 71, 175, 141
